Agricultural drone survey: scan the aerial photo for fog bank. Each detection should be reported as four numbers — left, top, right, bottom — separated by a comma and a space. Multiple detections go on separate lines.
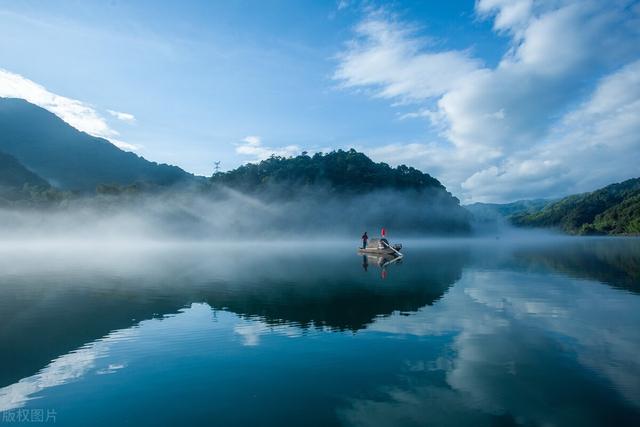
0, 185, 471, 242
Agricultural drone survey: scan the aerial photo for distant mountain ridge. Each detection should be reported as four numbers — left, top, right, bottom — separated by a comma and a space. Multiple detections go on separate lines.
466, 199, 552, 223
0, 97, 193, 191
511, 178, 640, 235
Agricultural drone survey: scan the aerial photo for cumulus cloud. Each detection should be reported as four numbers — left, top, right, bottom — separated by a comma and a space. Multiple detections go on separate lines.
476, 0, 533, 35
335, 1, 640, 202
460, 59, 640, 201
0, 68, 139, 151
235, 135, 300, 162
334, 14, 481, 102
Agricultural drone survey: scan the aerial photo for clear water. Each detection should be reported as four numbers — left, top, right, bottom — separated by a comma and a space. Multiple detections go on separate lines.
1, 237, 639, 426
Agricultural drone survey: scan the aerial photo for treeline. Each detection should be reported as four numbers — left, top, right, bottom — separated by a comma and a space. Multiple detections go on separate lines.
511, 177, 640, 235
210, 149, 448, 196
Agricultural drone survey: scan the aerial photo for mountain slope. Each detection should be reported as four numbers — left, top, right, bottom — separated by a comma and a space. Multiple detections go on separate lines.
0, 98, 192, 191
0, 151, 61, 205
589, 193, 640, 235
0, 150, 49, 189
511, 178, 640, 235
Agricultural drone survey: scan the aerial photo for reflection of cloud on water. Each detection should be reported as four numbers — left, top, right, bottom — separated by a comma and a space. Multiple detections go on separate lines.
0, 303, 208, 412
0, 328, 137, 412
0, 302, 308, 412
457, 271, 640, 408
0, 303, 223, 412
343, 269, 640, 426
96, 364, 126, 375
233, 318, 303, 346
340, 385, 494, 427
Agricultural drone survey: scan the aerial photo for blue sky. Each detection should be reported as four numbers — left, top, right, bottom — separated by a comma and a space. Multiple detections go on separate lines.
1, 0, 639, 202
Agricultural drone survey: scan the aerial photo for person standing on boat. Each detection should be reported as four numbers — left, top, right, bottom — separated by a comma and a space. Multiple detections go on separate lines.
362, 232, 368, 249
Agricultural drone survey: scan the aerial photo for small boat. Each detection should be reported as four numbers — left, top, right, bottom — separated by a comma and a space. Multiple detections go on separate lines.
358, 238, 403, 256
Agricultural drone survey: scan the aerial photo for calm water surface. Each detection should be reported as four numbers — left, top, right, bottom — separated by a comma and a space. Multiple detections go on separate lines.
1, 237, 639, 426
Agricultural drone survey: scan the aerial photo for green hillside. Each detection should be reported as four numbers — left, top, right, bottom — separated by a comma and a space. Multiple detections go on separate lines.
0, 97, 193, 191
210, 150, 471, 234
511, 178, 640, 235
211, 149, 447, 195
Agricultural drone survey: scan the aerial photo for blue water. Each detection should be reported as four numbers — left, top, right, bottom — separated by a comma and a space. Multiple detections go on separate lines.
0, 238, 639, 426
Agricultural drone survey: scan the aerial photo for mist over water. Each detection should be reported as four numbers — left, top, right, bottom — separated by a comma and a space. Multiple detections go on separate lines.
0, 181, 638, 427
1, 234, 639, 426
0, 184, 473, 242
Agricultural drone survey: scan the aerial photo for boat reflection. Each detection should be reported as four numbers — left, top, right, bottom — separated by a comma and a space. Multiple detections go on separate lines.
361, 254, 402, 279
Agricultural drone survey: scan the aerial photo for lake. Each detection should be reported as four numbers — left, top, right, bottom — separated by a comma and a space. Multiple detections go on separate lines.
1, 237, 639, 426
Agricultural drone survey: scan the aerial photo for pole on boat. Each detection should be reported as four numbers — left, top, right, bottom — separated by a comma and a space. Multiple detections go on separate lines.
380, 227, 403, 257
383, 240, 403, 258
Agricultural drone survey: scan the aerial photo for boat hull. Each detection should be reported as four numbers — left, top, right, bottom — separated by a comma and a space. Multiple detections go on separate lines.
358, 239, 403, 256
357, 248, 400, 256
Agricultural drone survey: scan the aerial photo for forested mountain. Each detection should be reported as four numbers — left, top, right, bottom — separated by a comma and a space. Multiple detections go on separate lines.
211, 149, 447, 195
210, 150, 471, 234
511, 178, 640, 235
0, 97, 470, 234
0, 98, 192, 191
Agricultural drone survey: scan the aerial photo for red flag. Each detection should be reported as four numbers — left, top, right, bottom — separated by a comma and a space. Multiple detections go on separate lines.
381, 228, 386, 237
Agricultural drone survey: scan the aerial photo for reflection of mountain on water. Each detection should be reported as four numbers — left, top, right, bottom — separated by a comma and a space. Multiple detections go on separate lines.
513, 238, 640, 294
0, 275, 189, 388
0, 245, 466, 387
200, 249, 466, 332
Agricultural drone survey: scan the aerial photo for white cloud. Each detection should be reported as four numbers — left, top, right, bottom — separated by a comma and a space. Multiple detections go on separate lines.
107, 109, 136, 124
109, 138, 142, 152
335, 1, 640, 202
334, 15, 481, 103
460, 59, 640, 201
236, 135, 300, 162
0, 68, 139, 151
0, 326, 137, 412
242, 135, 261, 146
476, 0, 533, 35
